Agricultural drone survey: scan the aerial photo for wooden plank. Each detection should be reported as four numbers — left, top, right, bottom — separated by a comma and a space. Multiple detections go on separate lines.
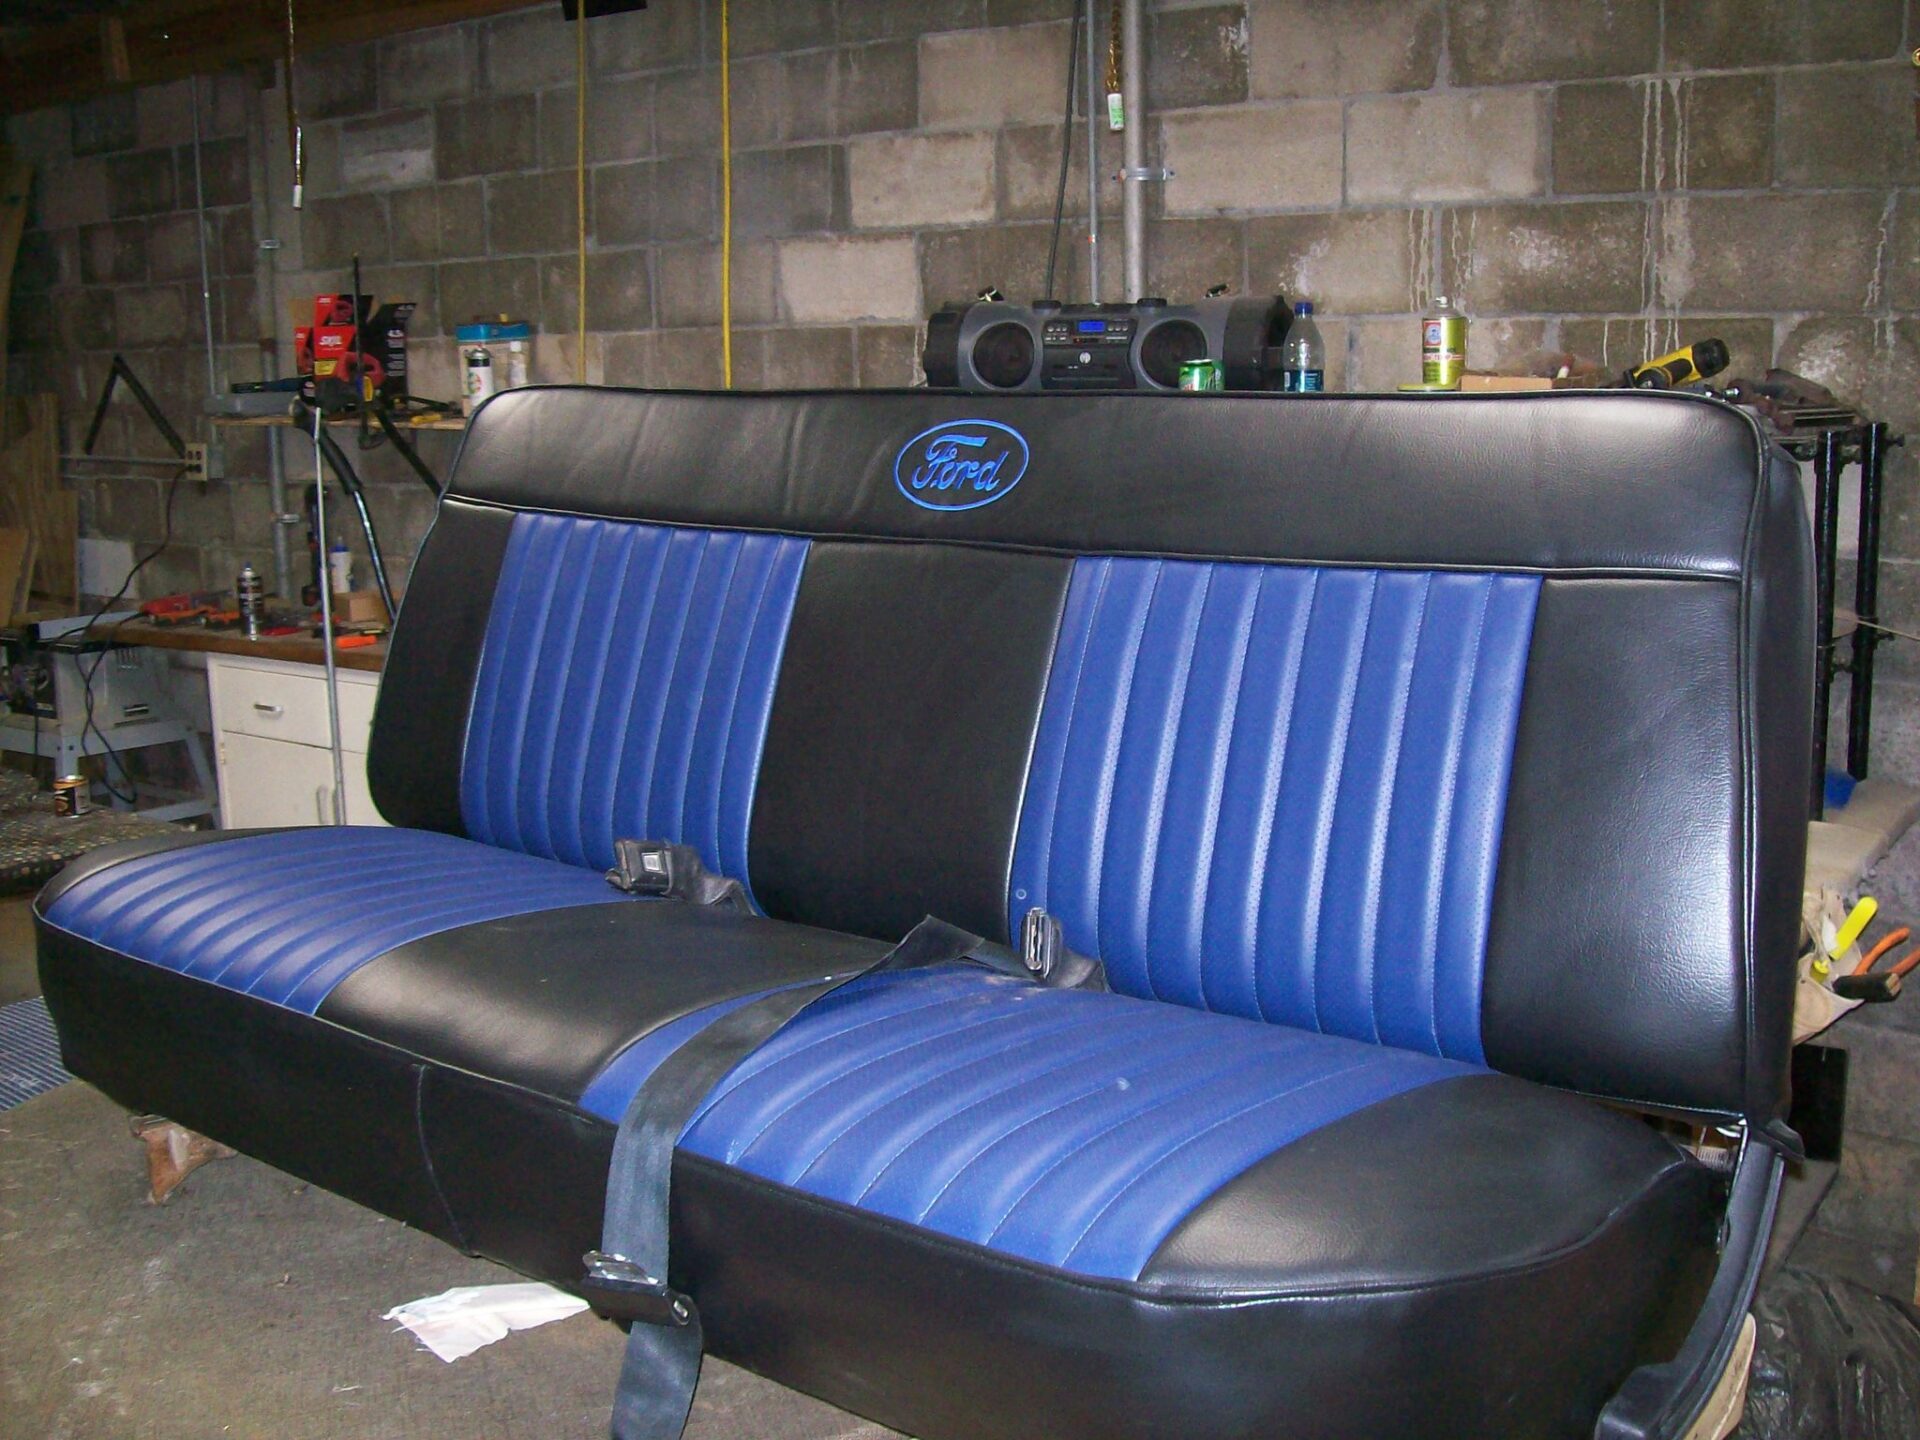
113, 618, 387, 673
0, 527, 31, 627
0, 149, 32, 410
0, 0, 542, 115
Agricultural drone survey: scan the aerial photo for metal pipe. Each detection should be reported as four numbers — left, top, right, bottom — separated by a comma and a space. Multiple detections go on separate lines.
61, 454, 190, 466
1847, 423, 1891, 778
1120, 0, 1146, 301
311, 408, 346, 826
267, 425, 293, 602
1084, 0, 1101, 303
190, 74, 219, 401
1811, 428, 1843, 815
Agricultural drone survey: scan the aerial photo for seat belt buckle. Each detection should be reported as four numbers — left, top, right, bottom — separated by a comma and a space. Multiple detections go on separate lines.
607, 840, 677, 898
1022, 907, 1065, 981
582, 1250, 694, 1328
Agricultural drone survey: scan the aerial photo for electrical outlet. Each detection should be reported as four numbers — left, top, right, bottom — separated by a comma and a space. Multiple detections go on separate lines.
185, 442, 209, 482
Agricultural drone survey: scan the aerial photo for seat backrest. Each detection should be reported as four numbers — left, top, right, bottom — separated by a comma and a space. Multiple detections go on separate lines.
369, 387, 1812, 1124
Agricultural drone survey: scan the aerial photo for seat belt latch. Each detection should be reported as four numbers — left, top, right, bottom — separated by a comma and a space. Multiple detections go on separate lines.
1020, 908, 1107, 991
607, 839, 749, 912
582, 1249, 695, 1328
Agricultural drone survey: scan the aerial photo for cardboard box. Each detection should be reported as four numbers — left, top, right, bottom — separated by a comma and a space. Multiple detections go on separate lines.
296, 294, 415, 402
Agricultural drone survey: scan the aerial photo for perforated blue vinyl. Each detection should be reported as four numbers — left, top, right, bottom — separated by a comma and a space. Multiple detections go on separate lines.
1010, 559, 1538, 1062
460, 515, 808, 888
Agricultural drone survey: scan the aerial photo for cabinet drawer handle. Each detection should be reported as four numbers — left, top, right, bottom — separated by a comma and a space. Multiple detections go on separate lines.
252, 702, 284, 716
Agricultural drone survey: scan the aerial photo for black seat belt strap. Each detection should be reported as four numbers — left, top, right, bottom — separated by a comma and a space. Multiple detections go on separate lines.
588, 911, 1097, 1439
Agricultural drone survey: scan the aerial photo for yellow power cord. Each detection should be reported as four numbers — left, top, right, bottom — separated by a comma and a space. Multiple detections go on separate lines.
575, 6, 587, 381
720, 0, 733, 388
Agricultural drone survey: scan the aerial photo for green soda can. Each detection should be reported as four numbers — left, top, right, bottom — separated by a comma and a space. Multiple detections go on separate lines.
1179, 359, 1224, 392
1421, 296, 1467, 388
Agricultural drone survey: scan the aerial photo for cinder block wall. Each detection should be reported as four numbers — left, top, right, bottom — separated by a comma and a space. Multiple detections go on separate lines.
6, 0, 1920, 1289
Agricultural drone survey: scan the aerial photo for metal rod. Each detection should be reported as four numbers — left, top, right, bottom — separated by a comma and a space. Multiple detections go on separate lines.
266, 425, 293, 602
61, 454, 190, 466
311, 408, 346, 826
190, 74, 219, 401
1811, 428, 1843, 815
1084, 0, 1101, 303
1120, 0, 1146, 301
1847, 423, 1890, 779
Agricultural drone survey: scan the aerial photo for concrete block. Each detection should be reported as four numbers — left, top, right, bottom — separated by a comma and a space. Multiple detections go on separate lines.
341, 110, 435, 191
759, 326, 856, 387
840, 0, 980, 42
1667, 193, 1884, 313
1145, 218, 1244, 301
71, 92, 136, 157
481, 9, 579, 94
731, 0, 834, 58
597, 157, 720, 246
1894, 193, 1920, 311
1346, 317, 1424, 391
540, 254, 581, 333
587, 76, 657, 164
528, 333, 603, 385
105, 149, 176, 218
194, 73, 252, 142
778, 235, 921, 322
34, 157, 108, 230
998, 123, 1094, 221
381, 25, 476, 108
601, 331, 652, 386
435, 96, 537, 181
1248, 0, 1440, 99
1554, 75, 1773, 196
438, 256, 539, 336
1448, 0, 1658, 84
8, 291, 49, 352
299, 121, 345, 199
1559, 316, 1775, 389
1348, 90, 1545, 205
591, 4, 703, 76
112, 284, 191, 347
732, 50, 837, 150
1777, 319, 1920, 434
356, 263, 438, 333
136, 81, 197, 150
849, 131, 994, 229
390, 181, 486, 262
655, 68, 721, 155
185, 138, 252, 209
921, 221, 1086, 307
920, 22, 1073, 131
988, 0, 1076, 20
732, 144, 843, 238
836, 41, 919, 136
1150, 5, 1249, 111
215, 208, 257, 278
585, 246, 655, 331
1441, 200, 1647, 314
300, 43, 379, 120
1666, 0, 1903, 69
653, 240, 779, 327
1246, 209, 1421, 315
1780, 64, 1916, 187
143, 211, 204, 282
650, 328, 726, 388
487, 171, 581, 255
856, 324, 924, 385
1161, 104, 1341, 214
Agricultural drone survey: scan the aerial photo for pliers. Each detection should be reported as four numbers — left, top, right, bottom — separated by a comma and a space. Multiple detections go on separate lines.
1834, 926, 1920, 1002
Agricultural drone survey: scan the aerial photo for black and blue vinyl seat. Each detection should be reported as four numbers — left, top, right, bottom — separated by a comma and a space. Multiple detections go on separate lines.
37, 387, 1813, 1440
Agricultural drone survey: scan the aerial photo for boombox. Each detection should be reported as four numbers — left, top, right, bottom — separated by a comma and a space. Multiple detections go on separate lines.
921, 295, 1292, 392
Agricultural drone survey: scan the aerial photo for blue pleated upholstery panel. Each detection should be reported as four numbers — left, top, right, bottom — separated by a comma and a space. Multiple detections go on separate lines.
460, 514, 809, 885
618, 968, 1468, 1281
41, 829, 620, 1014
1010, 558, 1539, 1063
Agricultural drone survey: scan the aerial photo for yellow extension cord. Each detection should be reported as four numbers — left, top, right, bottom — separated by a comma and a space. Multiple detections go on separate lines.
720, 0, 733, 388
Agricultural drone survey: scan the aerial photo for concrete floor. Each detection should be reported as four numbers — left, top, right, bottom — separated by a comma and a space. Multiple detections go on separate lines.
0, 893, 895, 1440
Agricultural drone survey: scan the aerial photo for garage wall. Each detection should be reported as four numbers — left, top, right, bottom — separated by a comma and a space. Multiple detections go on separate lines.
3, 0, 1920, 1299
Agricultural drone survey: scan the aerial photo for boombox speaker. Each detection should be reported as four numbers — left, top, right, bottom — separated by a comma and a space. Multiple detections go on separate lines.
922, 296, 1292, 392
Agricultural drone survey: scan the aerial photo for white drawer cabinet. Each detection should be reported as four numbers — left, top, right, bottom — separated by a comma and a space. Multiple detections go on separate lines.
207, 655, 386, 829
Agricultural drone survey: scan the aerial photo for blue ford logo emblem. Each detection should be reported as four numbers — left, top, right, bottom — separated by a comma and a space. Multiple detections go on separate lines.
893, 419, 1030, 511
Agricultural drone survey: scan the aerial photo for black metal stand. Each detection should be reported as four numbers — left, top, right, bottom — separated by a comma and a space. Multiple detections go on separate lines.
1789, 421, 1904, 817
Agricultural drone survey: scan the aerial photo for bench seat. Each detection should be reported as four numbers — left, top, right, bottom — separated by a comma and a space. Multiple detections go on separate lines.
39, 829, 1716, 1440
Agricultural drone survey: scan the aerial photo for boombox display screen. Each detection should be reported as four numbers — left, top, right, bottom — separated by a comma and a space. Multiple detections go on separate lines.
922, 296, 1291, 393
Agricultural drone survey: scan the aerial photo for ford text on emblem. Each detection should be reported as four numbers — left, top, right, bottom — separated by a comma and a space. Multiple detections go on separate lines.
893, 419, 1030, 511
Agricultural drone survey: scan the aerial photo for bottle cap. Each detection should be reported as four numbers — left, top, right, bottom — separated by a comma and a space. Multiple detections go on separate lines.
1294, 301, 1313, 316
1434, 295, 1450, 307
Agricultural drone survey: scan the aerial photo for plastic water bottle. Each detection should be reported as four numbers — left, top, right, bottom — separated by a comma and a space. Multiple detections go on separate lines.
1282, 301, 1325, 392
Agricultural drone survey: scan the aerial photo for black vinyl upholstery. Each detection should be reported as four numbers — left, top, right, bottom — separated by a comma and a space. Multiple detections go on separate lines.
35, 386, 1813, 1440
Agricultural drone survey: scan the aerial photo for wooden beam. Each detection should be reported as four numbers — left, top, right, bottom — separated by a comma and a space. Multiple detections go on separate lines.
0, 0, 544, 116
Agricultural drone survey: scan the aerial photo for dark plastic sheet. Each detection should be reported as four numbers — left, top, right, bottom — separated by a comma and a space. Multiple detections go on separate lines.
1736, 1268, 1920, 1439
